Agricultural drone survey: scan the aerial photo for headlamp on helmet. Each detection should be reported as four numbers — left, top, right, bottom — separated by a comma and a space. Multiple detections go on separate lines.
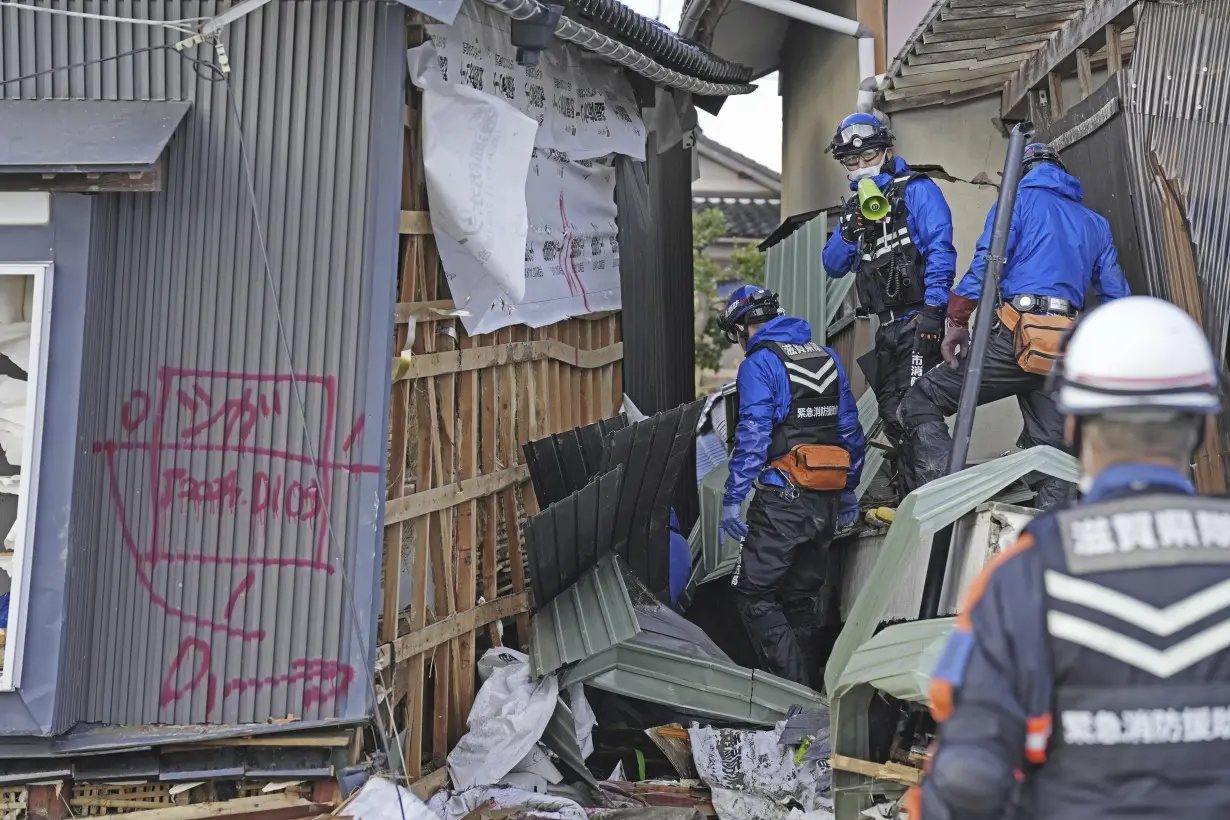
717, 287, 783, 344
828, 113, 893, 161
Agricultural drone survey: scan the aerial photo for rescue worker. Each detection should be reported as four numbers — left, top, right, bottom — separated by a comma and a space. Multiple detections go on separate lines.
909, 296, 1230, 819
822, 112, 957, 511
716, 286, 865, 688
898, 142, 1130, 511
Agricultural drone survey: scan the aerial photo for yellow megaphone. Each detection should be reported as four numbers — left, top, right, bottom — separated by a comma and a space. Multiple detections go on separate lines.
857, 177, 890, 221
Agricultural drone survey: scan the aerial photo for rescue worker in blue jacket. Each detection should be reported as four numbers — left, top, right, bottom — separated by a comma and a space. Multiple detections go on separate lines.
898, 143, 1130, 511
909, 296, 1230, 820
715, 286, 865, 687
822, 112, 957, 503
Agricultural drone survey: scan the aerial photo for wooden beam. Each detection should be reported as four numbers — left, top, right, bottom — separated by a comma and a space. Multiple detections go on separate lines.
1076, 47, 1093, 99
394, 339, 624, 382
109, 796, 317, 820
829, 754, 923, 786
856, 0, 886, 74
409, 768, 451, 801
1001, 0, 1137, 119
1046, 71, 1065, 120
1106, 22, 1123, 73
384, 463, 531, 524
376, 592, 531, 671
394, 301, 618, 325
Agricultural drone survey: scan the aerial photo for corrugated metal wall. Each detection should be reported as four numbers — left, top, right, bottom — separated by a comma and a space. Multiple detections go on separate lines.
1, 1, 402, 727
618, 136, 699, 525
1123, 0, 1230, 356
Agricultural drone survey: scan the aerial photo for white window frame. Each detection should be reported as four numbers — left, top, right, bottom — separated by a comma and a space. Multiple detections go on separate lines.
0, 263, 52, 692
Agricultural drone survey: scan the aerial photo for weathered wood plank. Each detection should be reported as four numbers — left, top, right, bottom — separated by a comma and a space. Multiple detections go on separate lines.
1001, 0, 1137, 119
376, 593, 532, 671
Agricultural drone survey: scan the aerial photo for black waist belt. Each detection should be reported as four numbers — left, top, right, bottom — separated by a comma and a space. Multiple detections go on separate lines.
876, 304, 922, 324
1010, 293, 1078, 317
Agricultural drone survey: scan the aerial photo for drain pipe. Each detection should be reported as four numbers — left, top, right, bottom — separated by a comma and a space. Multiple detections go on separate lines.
734, 0, 879, 105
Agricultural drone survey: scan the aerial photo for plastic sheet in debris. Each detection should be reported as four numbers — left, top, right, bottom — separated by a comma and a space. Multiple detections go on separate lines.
448, 649, 561, 790
341, 776, 438, 820
690, 723, 832, 815
428, 786, 589, 820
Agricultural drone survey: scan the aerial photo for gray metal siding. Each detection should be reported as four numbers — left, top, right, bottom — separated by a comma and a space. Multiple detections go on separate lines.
1123, 0, 1230, 353
0, 1, 402, 728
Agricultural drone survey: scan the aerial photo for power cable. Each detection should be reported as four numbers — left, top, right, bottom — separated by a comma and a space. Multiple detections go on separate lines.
0, 2, 204, 32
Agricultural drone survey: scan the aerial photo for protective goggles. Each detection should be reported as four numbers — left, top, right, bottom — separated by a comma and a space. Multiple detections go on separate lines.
839, 148, 886, 169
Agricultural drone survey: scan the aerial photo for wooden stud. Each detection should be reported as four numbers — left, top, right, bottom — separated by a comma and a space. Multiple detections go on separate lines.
481, 329, 504, 647
384, 464, 531, 524
454, 331, 480, 735
393, 338, 624, 382
829, 754, 922, 786
1105, 23, 1123, 73
611, 314, 624, 417
376, 593, 531, 670
1047, 70, 1066, 120
856, 0, 887, 74
1027, 88, 1054, 130
402, 20, 431, 783
1076, 47, 1093, 99
399, 210, 433, 235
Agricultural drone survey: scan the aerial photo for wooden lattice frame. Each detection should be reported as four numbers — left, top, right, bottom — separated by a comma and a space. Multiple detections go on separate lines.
376, 19, 624, 782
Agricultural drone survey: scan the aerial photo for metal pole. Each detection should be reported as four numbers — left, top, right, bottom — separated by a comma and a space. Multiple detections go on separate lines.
917, 121, 1035, 621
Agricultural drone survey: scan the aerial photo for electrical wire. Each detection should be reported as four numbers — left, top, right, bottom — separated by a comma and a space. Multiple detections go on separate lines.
0, 1, 205, 32
0, 44, 181, 88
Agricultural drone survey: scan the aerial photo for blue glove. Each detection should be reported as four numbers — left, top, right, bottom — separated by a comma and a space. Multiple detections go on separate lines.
719, 502, 749, 545
837, 490, 859, 533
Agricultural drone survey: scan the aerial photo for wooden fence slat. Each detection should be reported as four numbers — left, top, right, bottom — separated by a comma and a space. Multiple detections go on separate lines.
394, 301, 618, 324
454, 333, 480, 733
376, 593, 531, 671
384, 464, 531, 524
394, 339, 624, 382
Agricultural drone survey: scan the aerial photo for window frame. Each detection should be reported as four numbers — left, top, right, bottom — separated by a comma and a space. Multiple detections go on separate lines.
0, 262, 53, 692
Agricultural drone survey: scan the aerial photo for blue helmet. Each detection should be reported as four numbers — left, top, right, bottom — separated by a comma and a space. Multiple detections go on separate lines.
1022, 142, 1065, 175
828, 112, 893, 159
718, 286, 781, 343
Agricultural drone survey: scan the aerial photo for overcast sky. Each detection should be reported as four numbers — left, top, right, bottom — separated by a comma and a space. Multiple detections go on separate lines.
623, 0, 784, 172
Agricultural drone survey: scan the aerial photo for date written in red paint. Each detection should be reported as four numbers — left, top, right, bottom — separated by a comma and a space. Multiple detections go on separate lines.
158, 467, 324, 523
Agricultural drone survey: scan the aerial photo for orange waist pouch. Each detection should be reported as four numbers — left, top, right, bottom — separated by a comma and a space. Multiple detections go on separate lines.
770, 444, 850, 491
998, 304, 1076, 376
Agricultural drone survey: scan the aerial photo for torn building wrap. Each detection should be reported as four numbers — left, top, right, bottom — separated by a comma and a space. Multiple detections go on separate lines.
408, 0, 646, 335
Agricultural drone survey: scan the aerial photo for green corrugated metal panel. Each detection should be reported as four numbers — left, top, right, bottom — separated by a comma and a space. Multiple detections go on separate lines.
766, 214, 829, 343
832, 618, 955, 704
824, 265, 855, 332
697, 464, 752, 582
855, 388, 885, 501
529, 554, 641, 678
823, 445, 1080, 696
560, 641, 826, 725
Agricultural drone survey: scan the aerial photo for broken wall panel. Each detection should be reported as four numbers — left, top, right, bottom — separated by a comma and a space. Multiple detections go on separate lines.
527, 467, 625, 609
524, 415, 628, 509
525, 401, 704, 604
529, 554, 640, 677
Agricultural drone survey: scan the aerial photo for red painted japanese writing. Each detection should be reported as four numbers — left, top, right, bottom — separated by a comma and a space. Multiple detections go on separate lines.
93, 367, 382, 721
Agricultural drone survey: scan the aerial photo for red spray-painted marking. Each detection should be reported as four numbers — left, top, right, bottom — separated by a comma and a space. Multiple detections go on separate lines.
559, 194, 591, 312
160, 637, 355, 718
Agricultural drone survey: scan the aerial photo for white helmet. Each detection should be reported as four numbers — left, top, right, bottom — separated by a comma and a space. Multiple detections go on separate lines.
1056, 296, 1221, 416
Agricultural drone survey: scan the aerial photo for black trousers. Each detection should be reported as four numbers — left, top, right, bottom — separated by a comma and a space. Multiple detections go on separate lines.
731, 488, 837, 688
897, 323, 1075, 511
874, 316, 941, 496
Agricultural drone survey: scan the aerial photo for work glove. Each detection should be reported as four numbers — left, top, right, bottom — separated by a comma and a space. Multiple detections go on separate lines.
839, 200, 867, 244
913, 304, 946, 361
719, 502, 749, 546
836, 490, 859, 535
941, 323, 971, 368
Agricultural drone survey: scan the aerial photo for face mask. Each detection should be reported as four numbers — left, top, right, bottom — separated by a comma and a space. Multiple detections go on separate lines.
1078, 472, 1095, 496
847, 165, 879, 183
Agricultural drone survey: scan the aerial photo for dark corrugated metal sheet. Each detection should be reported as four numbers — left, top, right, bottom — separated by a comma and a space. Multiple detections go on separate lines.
525, 400, 704, 603
616, 137, 698, 527
0, 100, 191, 173
1, 0, 404, 729
527, 466, 626, 609
524, 414, 628, 508
1037, 74, 1150, 300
